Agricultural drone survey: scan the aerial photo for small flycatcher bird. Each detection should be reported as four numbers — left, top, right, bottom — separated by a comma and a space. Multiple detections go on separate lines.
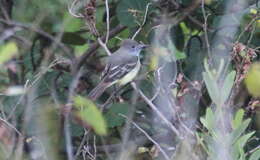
88, 39, 147, 100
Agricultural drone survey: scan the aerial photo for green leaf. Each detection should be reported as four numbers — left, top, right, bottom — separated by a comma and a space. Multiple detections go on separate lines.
171, 25, 185, 51
201, 133, 215, 154
221, 70, 236, 104
63, 12, 83, 32
61, 32, 86, 45
183, 35, 205, 81
104, 103, 129, 128
233, 131, 255, 159
200, 108, 215, 133
74, 44, 89, 56
235, 131, 255, 149
249, 149, 260, 160
116, 0, 150, 27
0, 42, 18, 64
73, 96, 107, 135
175, 50, 186, 60
203, 72, 220, 104
231, 119, 251, 144
232, 109, 245, 129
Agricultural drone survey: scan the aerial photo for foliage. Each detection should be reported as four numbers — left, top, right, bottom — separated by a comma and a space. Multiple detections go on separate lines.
0, 42, 18, 64
73, 95, 107, 135
199, 108, 257, 160
0, 0, 259, 159
245, 63, 260, 97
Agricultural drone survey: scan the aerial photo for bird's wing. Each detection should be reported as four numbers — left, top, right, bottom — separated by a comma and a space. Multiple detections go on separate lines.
101, 56, 139, 83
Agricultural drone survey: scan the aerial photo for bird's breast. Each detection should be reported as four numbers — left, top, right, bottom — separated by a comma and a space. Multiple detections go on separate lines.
118, 60, 141, 86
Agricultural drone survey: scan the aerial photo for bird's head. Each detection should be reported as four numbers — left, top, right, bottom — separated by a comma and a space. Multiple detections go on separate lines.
120, 39, 148, 56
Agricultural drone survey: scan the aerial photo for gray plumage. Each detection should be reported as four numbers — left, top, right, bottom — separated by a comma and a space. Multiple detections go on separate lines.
88, 39, 146, 100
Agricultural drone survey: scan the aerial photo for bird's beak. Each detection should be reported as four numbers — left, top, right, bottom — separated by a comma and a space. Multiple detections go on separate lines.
139, 44, 149, 49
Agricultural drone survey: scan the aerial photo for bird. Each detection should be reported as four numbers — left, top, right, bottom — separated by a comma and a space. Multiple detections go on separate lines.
88, 39, 147, 100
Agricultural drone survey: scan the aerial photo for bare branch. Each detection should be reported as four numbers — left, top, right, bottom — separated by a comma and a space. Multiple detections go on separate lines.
201, 0, 211, 58
98, 38, 111, 56
0, 117, 22, 136
0, 19, 71, 55
0, 26, 21, 43
68, 0, 84, 18
64, 68, 84, 160
74, 25, 127, 72
119, 114, 171, 160
105, 0, 110, 43
131, 82, 181, 137
132, 3, 151, 40
74, 130, 89, 159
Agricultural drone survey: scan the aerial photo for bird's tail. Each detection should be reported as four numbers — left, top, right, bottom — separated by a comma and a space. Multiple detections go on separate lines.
88, 81, 110, 101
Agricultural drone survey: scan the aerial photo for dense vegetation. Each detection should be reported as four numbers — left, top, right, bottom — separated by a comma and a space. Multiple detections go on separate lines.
0, 0, 260, 160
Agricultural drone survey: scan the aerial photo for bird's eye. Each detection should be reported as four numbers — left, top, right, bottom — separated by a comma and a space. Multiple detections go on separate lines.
131, 45, 135, 48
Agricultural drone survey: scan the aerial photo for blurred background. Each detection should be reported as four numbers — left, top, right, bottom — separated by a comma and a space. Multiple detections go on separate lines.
0, 0, 260, 160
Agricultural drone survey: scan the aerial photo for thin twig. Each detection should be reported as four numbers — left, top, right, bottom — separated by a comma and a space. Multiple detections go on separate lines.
64, 68, 84, 160
94, 0, 111, 55
201, 0, 211, 59
119, 114, 171, 160
131, 82, 181, 137
0, 117, 22, 136
84, 136, 95, 160
132, 3, 151, 40
93, 135, 97, 160
74, 130, 89, 159
187, 15, 214, 32
75, 25, 126, 71
168, 0, 201, 26
7, 80, 29, 120
237, 16, 259, 41
105, 0, 110, 43
101, 86, 125, 110
0, 27, 21, 43
246, 145, 260, 155
68, 0, 84, 18
98, 38, 111, 55
150, 86, 161, 101
0, 19, 71, 55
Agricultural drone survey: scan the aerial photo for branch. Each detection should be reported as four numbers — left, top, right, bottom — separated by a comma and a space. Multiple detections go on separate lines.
98, 38, 111, 56
0, 117, 22, 136
104, 0, 110, 43
132, 3, 151, 39
68, 0, 84, 18
0, 19, 71, 55
201, 0, 211, 59
168, 0, 201, 26
74, 25, 127, 72
119, 114, 171, 160
0, 26, 21, 43
96, 0, 112, 56
131, 82, 181, 137
64, 68, 84, 160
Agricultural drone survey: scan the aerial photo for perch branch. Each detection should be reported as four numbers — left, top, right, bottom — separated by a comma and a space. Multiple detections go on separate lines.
132, 3, 151, 40
74, 25, 126, 72
119, 114, 171, 160
105, 0, 110, 43
131, 82, 180, 137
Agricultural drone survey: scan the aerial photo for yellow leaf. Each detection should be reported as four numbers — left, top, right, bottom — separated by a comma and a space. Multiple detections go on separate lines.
149, 55, 158, 71
0, 42, 18, 64
250, 8, 258, 15
73, 96, 107, 135
245, 63, 260, 97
